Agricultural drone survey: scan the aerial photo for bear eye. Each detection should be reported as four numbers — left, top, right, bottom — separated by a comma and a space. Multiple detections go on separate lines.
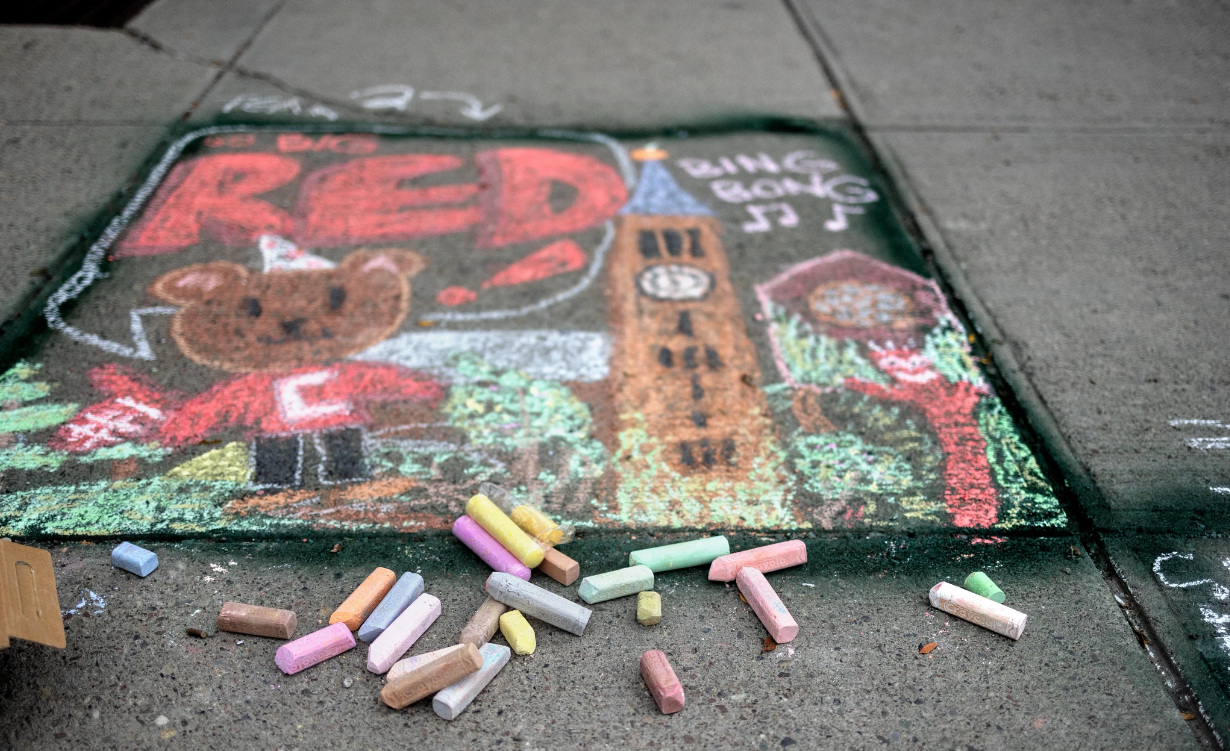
328, 286, 346, 311
246, 298, 262, 317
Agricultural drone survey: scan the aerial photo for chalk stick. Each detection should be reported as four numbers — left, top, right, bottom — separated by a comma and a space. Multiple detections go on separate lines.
275, 621, 355, 675
216, 602, 297, 639
578, 565, 654, 604
963, 571, 1006, 604
111, 542, 158, 577
538, 547, 580, 586
736, 567, 799, 643
388, 645, 463, 683
459, 596, 507, 648
433, 643, 511, 721
452, 515, 532, 580
499, 610, 536, 655
330, 567, 396, 631
480, 481, 574, 545
465, 494, 544, 568
367, 592, 442, 673
380, 643, 483, 709
485, 572, 591, 636
629, 536, 729, 573
358, 572, 425, 643
708, 540, 807, 582
929, 581, 1027, 640
637, 591, 662, 626
640, 649, 685, 714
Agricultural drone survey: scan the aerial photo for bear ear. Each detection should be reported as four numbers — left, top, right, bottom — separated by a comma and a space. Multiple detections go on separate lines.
341, 248, 428, 279
149, 262, 249, 305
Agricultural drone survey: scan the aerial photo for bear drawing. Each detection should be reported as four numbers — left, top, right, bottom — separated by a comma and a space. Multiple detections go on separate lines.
54, 239, 445, 488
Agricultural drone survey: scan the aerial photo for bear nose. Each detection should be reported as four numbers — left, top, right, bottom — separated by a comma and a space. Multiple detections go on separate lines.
280, 318, 307, 338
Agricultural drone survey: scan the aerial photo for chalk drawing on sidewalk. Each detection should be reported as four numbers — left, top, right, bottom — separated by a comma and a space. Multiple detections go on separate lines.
1154, 552, 1230, 671
350, 84, 503, 121
1168, 419, 1230, 494
0, 127, 1064, 538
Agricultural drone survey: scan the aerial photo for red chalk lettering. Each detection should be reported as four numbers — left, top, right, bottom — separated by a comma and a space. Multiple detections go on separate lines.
295, 154, 483, 247
118, 154, 300, 257
483, 239, 587, 288
277, 133, 379, 154
474, 148, 627, 248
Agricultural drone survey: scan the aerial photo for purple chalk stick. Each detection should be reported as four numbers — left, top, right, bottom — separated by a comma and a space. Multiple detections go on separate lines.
275, 621, 355, 675
452, 515, 532, 580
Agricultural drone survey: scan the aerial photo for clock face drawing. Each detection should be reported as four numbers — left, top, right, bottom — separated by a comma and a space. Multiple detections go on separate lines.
636, 264, 713, 302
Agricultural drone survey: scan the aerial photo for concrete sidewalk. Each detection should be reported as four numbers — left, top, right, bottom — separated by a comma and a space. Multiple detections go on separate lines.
0, 0, 1228, 748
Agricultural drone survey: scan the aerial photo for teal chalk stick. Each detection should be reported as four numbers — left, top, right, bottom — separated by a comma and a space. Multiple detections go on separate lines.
963, 571, 1006, 603
629, 536, 730, 573
578, 565, 654, 604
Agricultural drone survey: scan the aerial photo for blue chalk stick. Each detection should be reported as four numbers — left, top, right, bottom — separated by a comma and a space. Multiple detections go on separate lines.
111, 542, 158, 577
357, 572, 425, 643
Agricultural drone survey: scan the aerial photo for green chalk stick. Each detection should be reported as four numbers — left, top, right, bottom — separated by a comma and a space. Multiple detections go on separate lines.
628, 536, 730, 572
578, 565, 654, 604
963, 571, 1006, 603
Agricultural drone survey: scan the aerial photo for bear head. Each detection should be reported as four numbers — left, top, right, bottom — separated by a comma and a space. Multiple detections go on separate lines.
149, 248, 426, 373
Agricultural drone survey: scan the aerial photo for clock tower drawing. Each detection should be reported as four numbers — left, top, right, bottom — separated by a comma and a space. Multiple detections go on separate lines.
607, 146, 796, 528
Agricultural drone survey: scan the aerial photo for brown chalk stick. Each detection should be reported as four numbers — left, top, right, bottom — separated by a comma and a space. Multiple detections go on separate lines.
380, 642, 483, 709
459, 596, 507, 648
216, 602, 297, 639
329, 567, 396, 631
538, 547, 580, 586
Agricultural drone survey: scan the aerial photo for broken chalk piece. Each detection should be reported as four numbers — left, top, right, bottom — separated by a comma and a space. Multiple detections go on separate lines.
465, 494, 545, 568
578, 565, 654, 604
275, 621, 355, 675
485, 572, 591, 636
367, 592, 442, 674
736, 567, 799, 644
629, 536, 730, 573
708, 540, 807, 582
538, 546, 580, 586
0, 538, 66, 650
640, 649, 685, 714
358, 572, 425, 643
480, 481, 574, 546
452, 515, 531, 581
637, 591, 662, 626
963, 571, 1006, 604
329, 567, 396, 631
216, 602, 297, 640
111, 542, 158, 577
929, 581, 1027, 640
499, 610, 536, 655
388, 644, 463, 682
380, 642, 483, 709
459, 596, 508, 648
433, 643, 511, 721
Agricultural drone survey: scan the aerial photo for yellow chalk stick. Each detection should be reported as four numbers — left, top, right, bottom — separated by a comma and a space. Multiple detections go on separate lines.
465, 494, 544, 568
637, 591, 662, 626
510, 505, 565, 546
499, 610, 536, 655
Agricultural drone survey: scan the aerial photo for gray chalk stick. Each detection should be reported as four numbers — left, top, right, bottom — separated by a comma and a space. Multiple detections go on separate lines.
358, 572, 425, 643
484, 572, 591, 636
432, 643, 511, 720
111, 542, 158, 577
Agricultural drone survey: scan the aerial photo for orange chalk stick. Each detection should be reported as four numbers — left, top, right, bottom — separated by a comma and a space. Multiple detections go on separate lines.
708, 540, 807, 582
736, 567, 799, 643
329, 567, 396, 631
640, 649, 685, 714
538, 547, 580, 586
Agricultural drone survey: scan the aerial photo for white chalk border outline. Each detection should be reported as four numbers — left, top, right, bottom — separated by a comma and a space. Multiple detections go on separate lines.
44, 124, 636, 359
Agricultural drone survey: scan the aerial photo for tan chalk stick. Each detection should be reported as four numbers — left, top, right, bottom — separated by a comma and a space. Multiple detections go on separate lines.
459, 596, 508, 648
538, 547, 580, 586
0, 538, 65, 650
380, 642, 483, 709
329, 567, 396, 631
217, 602, 297, 639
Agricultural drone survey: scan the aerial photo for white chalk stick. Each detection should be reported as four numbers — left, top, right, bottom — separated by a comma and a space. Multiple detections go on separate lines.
432, 643, 511, 720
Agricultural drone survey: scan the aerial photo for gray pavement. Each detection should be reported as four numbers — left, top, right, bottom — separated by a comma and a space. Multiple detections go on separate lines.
0, 535, 1201, 750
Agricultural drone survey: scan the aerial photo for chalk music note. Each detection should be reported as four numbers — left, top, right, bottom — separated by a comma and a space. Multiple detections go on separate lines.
742, 203, 799, 233
824, 203, 864, 232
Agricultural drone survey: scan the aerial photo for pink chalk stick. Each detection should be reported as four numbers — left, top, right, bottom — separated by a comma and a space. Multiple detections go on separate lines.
366, 592, 442, 674
709, 540, 807, 581
736, 567, 799, 643
275, 621, 355, 675
452, 515, 532, 580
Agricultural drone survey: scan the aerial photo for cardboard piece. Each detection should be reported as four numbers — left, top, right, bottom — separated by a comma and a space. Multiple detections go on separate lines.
0, 538, 66, 649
